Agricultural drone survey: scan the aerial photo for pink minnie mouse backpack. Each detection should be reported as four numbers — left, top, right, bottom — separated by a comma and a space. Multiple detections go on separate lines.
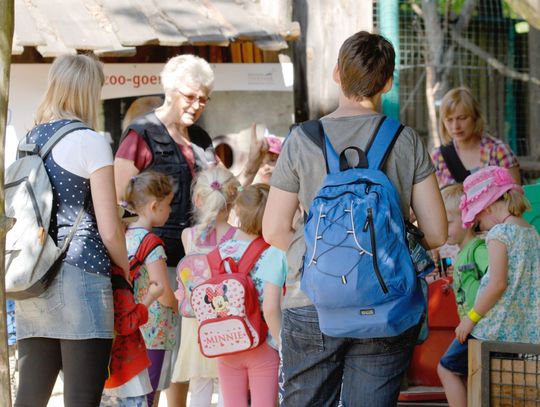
175, 226, 236, 317
191, 237, 269, 358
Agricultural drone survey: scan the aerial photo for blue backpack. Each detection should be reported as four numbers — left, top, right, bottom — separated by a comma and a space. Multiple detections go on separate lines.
300, 116, 426, 339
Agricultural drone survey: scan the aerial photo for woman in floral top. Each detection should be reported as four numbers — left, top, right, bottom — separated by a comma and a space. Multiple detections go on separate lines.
430, 87, 520, 188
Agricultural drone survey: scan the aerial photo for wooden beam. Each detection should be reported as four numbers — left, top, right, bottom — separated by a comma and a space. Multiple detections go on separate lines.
230, 42, 242, 63
0, 1, 14, 405
241, 42, 254, 63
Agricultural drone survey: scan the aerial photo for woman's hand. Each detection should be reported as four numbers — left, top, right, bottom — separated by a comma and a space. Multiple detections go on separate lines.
455, 317, 475, 344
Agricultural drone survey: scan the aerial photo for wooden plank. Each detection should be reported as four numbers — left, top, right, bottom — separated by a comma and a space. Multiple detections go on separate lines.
209, 45, 223, 63
98, 0, 159, 46
253, 45, 263, 63
241, 42, 254, 63
34, 0, 114, 50
230, 42, 242, 63
128, 0, 187, 46
207, 0, 272, 40
1, 2, 14, 405
468, 339, 484, 407
159, 0, 228, 45
14, 0, 45, 46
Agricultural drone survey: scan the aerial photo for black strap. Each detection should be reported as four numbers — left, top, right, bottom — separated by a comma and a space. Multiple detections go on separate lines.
440, 143, 470, 183
300, 120, 329, 173
111, 274, 134, 293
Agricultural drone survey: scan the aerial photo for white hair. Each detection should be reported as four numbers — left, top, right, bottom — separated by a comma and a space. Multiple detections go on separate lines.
160, 54, 215, 93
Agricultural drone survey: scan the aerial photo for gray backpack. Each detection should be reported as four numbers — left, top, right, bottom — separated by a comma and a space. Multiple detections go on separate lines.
5, 121, 88, 300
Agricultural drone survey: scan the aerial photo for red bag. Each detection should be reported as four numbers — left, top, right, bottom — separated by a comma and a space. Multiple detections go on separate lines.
191, 237, 269, 358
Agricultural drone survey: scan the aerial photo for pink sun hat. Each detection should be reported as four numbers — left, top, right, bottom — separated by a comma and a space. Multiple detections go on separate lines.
265, 134, 283, 155
459, 166, 523, 228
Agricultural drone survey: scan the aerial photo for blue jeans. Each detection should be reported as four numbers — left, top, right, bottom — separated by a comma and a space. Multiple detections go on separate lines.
279, 306, 419, 407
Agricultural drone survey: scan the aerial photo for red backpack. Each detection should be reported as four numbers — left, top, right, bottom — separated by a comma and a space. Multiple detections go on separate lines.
190, 237, 269, 358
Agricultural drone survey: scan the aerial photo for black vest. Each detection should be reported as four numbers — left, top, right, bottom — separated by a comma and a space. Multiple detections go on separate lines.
121, 112, 214, 266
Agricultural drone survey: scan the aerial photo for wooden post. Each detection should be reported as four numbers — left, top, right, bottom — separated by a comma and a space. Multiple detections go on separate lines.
292, 0, 373, 121
529, 26, 540, 158
0, 0, 14, 405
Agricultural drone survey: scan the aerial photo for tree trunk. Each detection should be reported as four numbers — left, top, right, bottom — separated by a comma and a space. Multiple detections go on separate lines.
420, 0, 477, 148
0, 0, 14, 406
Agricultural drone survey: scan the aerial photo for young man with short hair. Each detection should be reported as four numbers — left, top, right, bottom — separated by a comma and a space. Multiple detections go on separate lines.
263, 31, 447, 405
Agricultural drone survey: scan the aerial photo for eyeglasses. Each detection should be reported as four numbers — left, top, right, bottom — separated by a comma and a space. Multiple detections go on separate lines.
176, 89, 210, 106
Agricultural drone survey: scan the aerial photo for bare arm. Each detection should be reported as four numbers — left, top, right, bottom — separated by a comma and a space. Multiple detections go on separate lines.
262, 282, 282, 347
146, 259, 178, 308
114, 157, 140, 203
262, 187, 299, 251
239, 123, 267, 187
90, 165, 130, 275
411, 173, 448, 249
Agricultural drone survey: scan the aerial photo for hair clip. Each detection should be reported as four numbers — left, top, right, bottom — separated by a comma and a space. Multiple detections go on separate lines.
130, 176, 137, 184
120, 200, 129, 208
237, 186, 244, 192
210, 180, 222, 191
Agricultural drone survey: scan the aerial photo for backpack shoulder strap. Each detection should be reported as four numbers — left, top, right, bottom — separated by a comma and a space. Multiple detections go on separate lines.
237, 237, 270, 275
439, 143, 470, 183
366, 116, 404, 170
130, 232, 164, 278
220, 226, 237, 244
39, 121, 90, 159
300, 120, 334, 174
466, 238, 488, 279
207, 247, 223, 276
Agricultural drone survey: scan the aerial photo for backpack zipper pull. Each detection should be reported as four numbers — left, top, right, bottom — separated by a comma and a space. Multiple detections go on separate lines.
363, 209, 372, 232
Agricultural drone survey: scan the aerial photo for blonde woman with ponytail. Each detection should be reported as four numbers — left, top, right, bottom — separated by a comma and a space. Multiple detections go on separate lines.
171, 167, 240, 406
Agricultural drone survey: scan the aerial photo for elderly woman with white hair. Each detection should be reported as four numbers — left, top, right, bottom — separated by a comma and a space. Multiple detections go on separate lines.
114, 54, 218, 407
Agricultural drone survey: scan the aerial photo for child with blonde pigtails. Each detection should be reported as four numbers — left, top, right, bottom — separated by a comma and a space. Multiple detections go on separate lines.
122, 171, 178, 407
171, 167, 240, 407
438, 166, 540, 407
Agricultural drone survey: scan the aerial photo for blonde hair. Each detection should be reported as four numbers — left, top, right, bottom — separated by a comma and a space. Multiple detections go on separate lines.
35, 54, 104, 129
500, 190, 530, 217
124, 171, 173, 213
441, 183, 464, 214
235, 183, 270, 236
160, 54, 214, 94
439, 87, 485, 144
192, 167, 239, 239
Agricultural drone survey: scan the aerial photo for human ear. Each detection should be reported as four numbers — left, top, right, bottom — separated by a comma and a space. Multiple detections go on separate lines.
332, 64, 340, 84
194, 193, 203, 209
382, 77, 393, 94
150, 200, 159, 211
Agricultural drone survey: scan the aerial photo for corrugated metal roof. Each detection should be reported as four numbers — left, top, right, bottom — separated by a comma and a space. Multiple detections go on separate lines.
12, 0, 300, 57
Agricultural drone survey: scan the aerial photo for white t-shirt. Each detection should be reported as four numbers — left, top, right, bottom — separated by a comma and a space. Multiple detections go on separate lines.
51, 128, 113, 178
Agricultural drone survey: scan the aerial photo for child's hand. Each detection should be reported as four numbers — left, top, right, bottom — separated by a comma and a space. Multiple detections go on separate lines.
147, 280, 164, 301
247, 123, 268, 164
455, 317, 475, 344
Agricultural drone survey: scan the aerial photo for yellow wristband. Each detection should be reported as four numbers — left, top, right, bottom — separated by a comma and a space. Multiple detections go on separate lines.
468, 309, 483, 323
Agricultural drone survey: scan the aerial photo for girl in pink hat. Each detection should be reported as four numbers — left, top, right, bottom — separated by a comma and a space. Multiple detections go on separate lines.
438, 166, 540, 407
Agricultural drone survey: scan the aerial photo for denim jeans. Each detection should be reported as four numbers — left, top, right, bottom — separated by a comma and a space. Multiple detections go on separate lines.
279, 305, 419, 407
